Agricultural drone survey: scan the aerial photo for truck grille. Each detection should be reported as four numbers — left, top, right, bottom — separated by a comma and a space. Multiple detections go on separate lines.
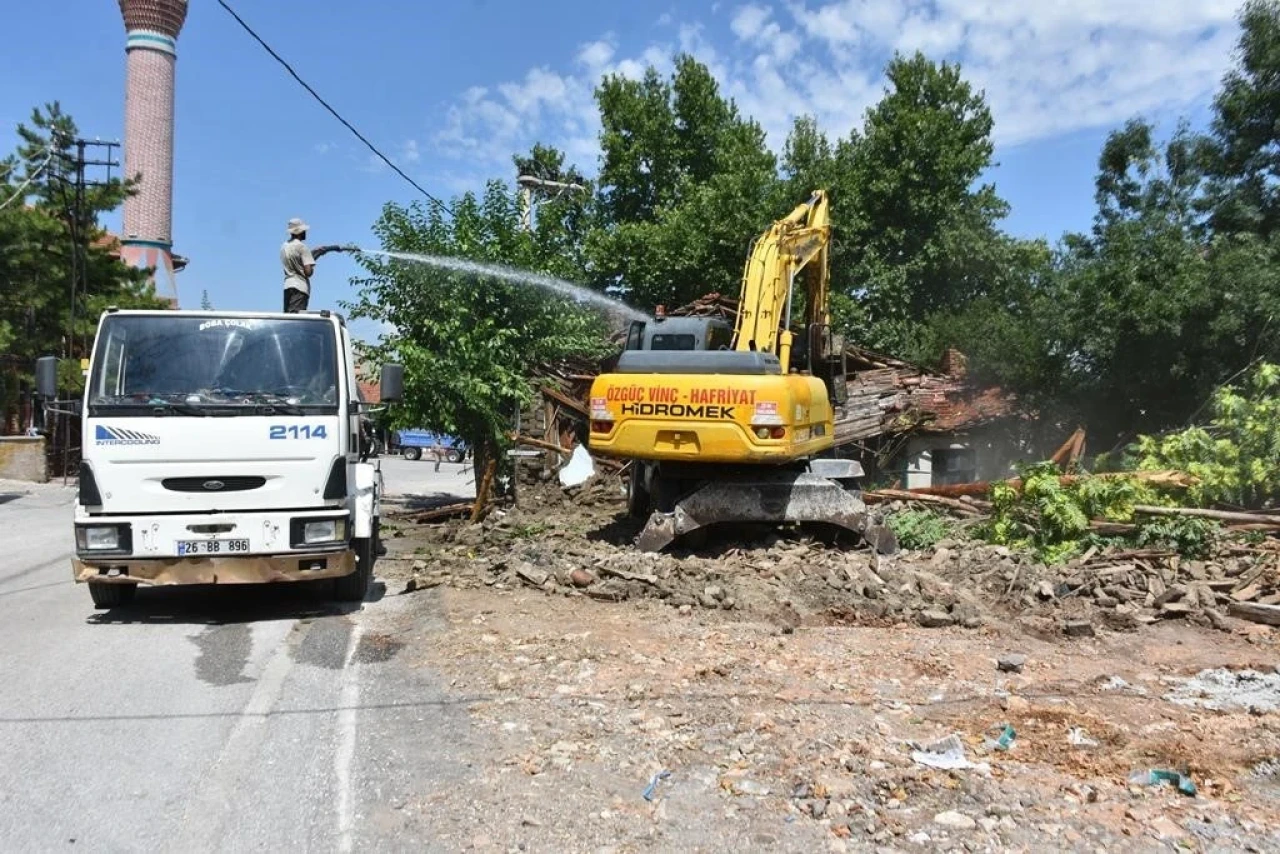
161, 476, 266, 493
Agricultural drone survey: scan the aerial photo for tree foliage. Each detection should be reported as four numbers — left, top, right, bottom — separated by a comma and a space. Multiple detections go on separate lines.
344, 176, 613, 466
981, 462, 1183, 563
350, 0, 1280, 468
1135, 362, 1280, 508
0, 103, 163, 416
587, 55, 778, 310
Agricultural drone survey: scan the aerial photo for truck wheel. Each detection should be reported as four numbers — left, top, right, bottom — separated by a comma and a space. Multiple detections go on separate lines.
445, 449, 463, 463
88, 582, 137, 609
627, 464, 651, 519
334, 535, 375, 602
403, 447, 421, 461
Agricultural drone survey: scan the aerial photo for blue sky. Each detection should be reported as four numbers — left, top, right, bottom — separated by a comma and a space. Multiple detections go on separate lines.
1, 1, 1242, 342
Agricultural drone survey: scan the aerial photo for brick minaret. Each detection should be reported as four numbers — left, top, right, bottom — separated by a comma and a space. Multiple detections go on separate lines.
118, 0, 188, 307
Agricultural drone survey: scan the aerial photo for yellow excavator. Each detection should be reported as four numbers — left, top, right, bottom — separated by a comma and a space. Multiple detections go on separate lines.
587, 190, 898, 553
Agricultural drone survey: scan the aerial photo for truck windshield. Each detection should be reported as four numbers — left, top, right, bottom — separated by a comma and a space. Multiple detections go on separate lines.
87, 315, 340, 416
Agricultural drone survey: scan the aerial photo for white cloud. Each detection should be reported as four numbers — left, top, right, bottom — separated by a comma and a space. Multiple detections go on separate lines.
731, 4, 772, 40
425, 0, 1242, 184
577, 37, 616, 70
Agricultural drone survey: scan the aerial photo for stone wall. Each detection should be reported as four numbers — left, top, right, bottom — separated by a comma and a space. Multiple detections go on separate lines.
0, 437, 48, 483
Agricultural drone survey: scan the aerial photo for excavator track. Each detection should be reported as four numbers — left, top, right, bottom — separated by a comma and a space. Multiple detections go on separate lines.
635, 468, 899, 554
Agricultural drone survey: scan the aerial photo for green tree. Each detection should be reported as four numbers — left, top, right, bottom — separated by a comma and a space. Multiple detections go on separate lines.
835, 52, 1011, 354
200, 289, 213, 311
0, 103, 163, 425
1135, 361, 1280, 508
1054, 120, 1222, 438
344, 175, 614, 481
587, 55, 778, 310
914, 237, 1062, 396
1205, 0, 1280, 236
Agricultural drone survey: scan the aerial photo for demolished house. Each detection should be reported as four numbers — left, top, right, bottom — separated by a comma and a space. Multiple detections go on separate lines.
516, 293, 1028, 491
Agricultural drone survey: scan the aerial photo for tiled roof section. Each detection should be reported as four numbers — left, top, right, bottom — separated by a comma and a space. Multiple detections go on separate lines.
669, 293, 1020, 442
357, 380, 379, 404
354, 360, 380, 403
925, 385, 1018, 433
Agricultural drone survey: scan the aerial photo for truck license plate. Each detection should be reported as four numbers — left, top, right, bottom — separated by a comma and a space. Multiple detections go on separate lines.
176, 539, 249, 556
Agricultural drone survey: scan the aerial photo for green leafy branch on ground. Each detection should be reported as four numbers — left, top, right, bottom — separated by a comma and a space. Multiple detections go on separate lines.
886, 510, 954, 551
1134, 361, 1280, 509
973, 461, 1220, 563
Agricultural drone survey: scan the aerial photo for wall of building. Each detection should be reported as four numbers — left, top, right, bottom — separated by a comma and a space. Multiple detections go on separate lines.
898, 423, 1031, 489
0, 437, 48, 483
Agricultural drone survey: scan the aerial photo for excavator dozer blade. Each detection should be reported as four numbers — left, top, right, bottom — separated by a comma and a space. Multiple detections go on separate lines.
636, 470, 899, 554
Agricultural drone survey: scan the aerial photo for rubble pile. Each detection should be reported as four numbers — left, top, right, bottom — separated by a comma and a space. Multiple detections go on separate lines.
383, 489, 1280, 634
668, 293, 1018, 443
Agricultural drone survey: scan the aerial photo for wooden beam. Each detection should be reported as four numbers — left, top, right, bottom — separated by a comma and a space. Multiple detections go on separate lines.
1134, 505, 1280, 526
509, 433, 570, 456
1227, 601, 1280, 626
864, 489, 983, 515
540, 385, 589, 417
471, 456, 497, 524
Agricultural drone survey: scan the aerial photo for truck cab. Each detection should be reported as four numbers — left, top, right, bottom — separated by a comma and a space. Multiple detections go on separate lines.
45, 308, 403, 609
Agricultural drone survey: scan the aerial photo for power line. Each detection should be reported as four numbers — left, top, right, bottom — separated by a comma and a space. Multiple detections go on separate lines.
0, 147, 54, 212
215, 0, 453, 217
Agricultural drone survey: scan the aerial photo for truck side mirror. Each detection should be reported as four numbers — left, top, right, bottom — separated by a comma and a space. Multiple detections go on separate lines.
35, 356, 58, 398
380, 363, 404, 403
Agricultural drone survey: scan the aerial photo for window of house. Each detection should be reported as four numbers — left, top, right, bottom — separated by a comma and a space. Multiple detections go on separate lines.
931, 447, 977, 486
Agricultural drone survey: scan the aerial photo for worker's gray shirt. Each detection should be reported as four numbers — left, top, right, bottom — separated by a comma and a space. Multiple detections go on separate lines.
281, 239, 315, 294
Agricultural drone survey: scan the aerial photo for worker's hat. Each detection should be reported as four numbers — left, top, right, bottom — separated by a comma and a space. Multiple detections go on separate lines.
287, 217, 309, 236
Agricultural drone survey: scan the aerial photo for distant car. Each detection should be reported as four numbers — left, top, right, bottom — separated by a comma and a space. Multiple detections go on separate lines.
393, 429, 468, 463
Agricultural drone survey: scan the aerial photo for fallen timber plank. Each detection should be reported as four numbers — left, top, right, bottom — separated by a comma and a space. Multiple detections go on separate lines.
540, 385, 590, 417
908, 470, 1196, 499
400, 502, 474, 523
864, 489, 983, 515
1133, 505, 1280, 526
1227, 601, 1280, 626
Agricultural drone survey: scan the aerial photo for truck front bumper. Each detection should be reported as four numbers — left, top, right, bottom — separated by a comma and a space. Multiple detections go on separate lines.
73, 549, 355, 586
71, 508, 358, 586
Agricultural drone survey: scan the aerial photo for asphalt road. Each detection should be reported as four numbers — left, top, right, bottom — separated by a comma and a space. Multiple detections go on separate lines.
377, 455, 475, 502
0, 465, 474, 853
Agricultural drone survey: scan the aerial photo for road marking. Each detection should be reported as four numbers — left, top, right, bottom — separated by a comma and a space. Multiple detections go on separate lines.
171, 620, 298, 851
335, 623, 364, 853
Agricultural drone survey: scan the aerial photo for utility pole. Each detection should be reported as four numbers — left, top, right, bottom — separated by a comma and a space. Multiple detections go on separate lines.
515, 173, 587, 233
511, 172, 589, 500
49, 134, 121, 482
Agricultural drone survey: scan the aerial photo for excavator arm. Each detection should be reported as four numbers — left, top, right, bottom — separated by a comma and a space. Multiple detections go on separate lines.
732, 190, 831, 374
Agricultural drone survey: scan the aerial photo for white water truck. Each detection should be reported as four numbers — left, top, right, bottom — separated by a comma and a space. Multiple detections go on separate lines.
37, 307, 403, 609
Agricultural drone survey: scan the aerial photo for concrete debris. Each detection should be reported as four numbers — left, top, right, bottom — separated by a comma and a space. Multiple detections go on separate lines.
997, 653, 1027, 673
933, 810, 977, 831
1068, 727, 1100, 748
1164, 668, 1280, 713
1063, 620, 1095, 638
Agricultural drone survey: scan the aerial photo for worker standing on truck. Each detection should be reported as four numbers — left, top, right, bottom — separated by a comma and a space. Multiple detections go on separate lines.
282, 218, 348, 313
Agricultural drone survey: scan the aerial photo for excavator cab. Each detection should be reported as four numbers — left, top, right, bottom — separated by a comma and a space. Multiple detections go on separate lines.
623, 317, 734, 352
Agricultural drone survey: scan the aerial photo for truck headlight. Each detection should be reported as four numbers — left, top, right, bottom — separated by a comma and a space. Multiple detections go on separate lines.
302, 519, 345, 544
77, 525, 121, 551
